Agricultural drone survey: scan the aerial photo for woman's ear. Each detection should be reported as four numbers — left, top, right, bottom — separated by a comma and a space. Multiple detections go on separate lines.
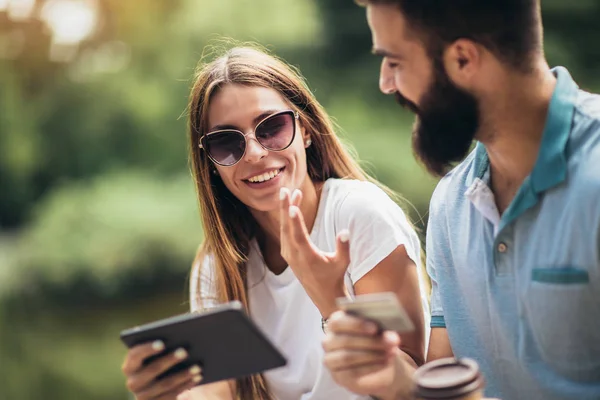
300, 126, 312, 148
210, 163, 220, 176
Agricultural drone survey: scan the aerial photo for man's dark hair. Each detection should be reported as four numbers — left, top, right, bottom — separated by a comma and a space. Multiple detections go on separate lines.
356, 0, 542, 72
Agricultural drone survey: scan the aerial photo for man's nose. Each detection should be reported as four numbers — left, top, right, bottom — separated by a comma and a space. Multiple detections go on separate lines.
379, 61, 396, 95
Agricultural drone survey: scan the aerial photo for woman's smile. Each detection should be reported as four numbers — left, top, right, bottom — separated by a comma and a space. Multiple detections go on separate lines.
242, 167, 286, 189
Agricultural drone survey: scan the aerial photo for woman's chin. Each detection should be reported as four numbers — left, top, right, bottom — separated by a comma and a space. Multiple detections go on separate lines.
245, 197, 280, 215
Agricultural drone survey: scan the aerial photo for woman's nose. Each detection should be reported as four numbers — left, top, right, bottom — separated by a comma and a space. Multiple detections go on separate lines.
243, 137, 268, 163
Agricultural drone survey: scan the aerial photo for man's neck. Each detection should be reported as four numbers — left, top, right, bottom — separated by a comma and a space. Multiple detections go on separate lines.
477, 62, 557, 212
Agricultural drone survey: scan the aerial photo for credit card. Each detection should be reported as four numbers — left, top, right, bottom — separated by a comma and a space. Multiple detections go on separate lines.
336, 292, 415, 333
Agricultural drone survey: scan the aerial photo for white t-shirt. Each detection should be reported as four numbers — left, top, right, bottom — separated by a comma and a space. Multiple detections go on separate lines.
190, 178, 430, 400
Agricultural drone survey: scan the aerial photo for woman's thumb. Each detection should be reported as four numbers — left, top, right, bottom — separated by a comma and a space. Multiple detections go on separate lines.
335, 229, 351, 264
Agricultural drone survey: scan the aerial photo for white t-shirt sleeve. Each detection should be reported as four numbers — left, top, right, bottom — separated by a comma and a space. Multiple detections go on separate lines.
335, 182, 421, 284
189, 255, 219, 313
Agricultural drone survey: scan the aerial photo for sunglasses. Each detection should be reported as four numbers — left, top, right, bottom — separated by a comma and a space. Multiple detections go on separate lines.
199, 110, 299, 166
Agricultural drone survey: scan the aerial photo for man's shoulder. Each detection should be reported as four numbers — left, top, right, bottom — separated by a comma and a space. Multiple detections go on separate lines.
569, 90, 600, 190
575, 89, 600, 121
571, 90, 600, 146
430, 147, 479, 213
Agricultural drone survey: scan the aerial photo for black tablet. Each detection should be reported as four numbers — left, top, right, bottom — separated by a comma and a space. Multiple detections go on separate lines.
120, 301, 286, 385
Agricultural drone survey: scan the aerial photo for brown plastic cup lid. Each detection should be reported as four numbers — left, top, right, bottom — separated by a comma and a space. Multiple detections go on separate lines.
414, 357, 484, 399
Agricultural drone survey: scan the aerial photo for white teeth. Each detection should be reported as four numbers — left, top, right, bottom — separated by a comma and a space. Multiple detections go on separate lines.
248, 169, 281, 183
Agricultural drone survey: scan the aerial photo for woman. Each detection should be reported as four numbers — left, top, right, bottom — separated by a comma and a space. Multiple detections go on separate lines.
122, 45, 429, 400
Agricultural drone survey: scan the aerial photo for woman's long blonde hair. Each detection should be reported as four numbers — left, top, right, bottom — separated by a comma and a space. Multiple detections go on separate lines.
188, 43, 409, 399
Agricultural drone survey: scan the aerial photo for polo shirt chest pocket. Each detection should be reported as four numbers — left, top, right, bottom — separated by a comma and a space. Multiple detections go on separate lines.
524, 266, 600, 382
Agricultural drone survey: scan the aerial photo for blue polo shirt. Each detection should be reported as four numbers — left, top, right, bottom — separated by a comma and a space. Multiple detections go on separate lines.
426, 67, 600, 400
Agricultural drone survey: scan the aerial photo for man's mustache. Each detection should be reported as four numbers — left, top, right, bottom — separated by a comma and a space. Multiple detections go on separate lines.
395, 92, 420, 115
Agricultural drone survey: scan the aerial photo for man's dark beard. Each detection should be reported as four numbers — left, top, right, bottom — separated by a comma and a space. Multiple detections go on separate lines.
395, 61, 480, 177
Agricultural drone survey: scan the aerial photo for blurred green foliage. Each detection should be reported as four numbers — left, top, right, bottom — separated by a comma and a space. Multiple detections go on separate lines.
0, 0, 598, 398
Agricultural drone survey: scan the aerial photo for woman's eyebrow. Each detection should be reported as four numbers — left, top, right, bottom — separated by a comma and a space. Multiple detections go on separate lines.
253, 110, 281, 125
209, 123, 238, 131
208, 109, 283, 132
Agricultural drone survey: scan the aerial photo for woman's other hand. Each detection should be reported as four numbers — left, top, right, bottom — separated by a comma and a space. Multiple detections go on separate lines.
121, 340, 203, 400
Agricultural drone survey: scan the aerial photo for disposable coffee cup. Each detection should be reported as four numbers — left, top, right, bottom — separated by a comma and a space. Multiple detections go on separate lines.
414, 357, 485, 400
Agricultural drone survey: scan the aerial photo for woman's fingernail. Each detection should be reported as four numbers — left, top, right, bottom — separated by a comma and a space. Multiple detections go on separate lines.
189, 365, 201, 375
174, 348, 188, 360
339, 229, 350, 243
289, 206, 298, 218
291, 189, 301, 202
192, 374, 203, 383
152, 340, 165, 351
279, 187, 289, 200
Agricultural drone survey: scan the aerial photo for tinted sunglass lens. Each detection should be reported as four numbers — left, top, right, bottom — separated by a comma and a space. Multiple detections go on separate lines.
256, 112, 295, 150
204, 131, 245, 165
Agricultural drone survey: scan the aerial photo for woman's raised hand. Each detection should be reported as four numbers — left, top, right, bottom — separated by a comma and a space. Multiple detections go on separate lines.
279, 187, 351, 317
121, 340, 203, 400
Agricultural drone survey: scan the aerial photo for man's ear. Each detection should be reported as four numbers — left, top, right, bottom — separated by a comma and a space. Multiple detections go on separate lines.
443, 38, 481, 88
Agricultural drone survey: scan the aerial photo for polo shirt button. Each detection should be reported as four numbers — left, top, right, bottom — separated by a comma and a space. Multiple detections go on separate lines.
498, 242, 508, 253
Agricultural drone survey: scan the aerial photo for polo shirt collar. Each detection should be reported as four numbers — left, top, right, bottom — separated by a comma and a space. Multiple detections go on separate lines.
530, 66, 578, 192
466, 66, 578, 193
